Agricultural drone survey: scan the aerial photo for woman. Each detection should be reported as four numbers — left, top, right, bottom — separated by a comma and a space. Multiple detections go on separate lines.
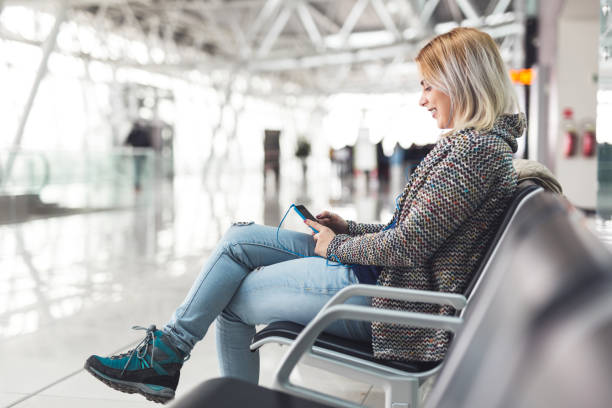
85, 27, 524, 403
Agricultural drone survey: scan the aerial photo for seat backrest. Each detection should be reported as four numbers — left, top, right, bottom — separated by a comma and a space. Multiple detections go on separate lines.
461, 180, 542, 304
424, 192, 612, 408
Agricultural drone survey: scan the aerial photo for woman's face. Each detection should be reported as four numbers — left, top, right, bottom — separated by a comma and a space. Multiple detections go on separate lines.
418, 78, 453, 129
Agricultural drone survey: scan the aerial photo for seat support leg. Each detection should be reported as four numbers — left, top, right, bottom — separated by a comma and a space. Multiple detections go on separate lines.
384, 377, 419, 408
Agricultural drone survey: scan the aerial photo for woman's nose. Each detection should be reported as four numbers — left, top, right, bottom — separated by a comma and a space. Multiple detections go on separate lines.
419, 94, 427, 107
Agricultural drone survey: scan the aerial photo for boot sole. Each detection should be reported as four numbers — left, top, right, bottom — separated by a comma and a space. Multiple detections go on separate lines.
84, 362, 175, 404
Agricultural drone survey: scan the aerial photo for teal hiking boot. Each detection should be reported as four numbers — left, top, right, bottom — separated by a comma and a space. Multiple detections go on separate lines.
84, 325, 188, 404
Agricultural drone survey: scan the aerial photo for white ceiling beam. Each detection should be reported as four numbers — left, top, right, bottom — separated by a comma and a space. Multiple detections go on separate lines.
228, 14, 251, 59
246, 0, 282, 39
161, 19, 180, 60
296, 1, 324, 51
0, 0, 525, 96
455, 0, 480, 21
121, 0, 147, 39
90, 2, 110, 53
490, 0, 513, 15
305, 2, 340, 33
419, 0, 441, 24
249, 41, 416, 71
5, 0, 125, 7
146, 13, 161, 44
187, 6, 234, 52
371, 0, 401, 40
398, 0, 423, 33
481, 21, 523, 38
92, 1, 107, 28
162, 7, 239, 58
256, 3, 292, 57
248, 16, 522, 72
499, 34, 516, 62
338, 0, 369, 46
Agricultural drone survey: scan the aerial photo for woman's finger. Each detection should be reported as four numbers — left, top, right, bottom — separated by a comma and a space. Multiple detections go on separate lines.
304, 218, 325, 231
316, 210, 331, 219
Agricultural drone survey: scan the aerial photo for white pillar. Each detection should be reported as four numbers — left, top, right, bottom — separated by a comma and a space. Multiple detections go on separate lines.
554, 0, 599, 209
2, 4, 66, 188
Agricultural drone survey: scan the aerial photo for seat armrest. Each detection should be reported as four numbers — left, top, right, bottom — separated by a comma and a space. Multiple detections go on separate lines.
321, 284, 467, 311
250, 286, 464, 354
273, 304, 462, 408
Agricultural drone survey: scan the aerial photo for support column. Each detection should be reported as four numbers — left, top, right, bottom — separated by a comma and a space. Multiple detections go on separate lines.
532, 0, 564, 170
553, 0, 599, 209
2, 4, 66, 188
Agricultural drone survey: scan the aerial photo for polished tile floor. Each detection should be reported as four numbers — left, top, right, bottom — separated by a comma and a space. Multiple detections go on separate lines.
0, 168, 395, 407
1, 168, 610, 408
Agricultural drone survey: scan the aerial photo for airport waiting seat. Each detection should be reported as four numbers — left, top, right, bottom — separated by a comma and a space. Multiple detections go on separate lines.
247, 180, 542, 408
169, 189, 612, 408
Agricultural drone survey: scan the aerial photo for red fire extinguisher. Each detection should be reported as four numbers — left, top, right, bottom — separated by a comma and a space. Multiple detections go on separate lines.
582, 124, 596, 157
562, 108, 578, 158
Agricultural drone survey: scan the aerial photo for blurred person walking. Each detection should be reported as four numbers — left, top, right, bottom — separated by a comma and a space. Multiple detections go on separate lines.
125, 121, 153, 192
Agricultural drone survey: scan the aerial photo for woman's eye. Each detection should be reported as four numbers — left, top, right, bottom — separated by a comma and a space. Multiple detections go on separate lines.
425, 87, 432, 92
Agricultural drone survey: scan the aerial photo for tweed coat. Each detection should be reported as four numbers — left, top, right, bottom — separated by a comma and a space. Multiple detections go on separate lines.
326, 113, 525, 362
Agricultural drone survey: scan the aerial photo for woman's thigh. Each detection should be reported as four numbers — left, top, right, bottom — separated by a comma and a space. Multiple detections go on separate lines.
219, 222, 317, 267
222, 256, 372, 341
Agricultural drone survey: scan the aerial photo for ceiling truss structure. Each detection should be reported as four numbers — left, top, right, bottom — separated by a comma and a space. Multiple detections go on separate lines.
0, 0, 527, 183
1, 0, 526, 94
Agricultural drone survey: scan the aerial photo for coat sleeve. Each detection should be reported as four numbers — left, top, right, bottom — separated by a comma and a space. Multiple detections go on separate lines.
346, 220, 387, 235
326, 140, 504, 267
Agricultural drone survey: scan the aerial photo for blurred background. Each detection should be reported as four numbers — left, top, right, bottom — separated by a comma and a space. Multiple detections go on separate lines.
0, 0, 611, 407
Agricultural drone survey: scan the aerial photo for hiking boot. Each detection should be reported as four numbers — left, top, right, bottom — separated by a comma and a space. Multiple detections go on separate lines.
84, 325, 188, 404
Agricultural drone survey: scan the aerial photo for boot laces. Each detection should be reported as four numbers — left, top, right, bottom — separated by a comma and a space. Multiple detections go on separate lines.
118, 325, 158, 377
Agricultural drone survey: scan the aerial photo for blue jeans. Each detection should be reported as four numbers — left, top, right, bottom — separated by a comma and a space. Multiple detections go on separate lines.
163, 222, 372, 384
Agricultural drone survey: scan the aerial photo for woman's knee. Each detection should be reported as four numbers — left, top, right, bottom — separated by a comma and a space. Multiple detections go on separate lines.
217, 308, 239, 324
219, 221, 257, 248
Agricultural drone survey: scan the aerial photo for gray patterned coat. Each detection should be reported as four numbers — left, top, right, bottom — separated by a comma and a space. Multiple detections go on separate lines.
327, 114, 525, 362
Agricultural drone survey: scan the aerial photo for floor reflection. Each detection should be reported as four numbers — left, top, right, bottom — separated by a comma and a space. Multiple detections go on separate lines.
0, 163, 400, 339
3, 162, 612, 344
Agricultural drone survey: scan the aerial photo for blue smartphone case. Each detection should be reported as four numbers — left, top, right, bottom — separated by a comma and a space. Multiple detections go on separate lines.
293, 206, 319, 233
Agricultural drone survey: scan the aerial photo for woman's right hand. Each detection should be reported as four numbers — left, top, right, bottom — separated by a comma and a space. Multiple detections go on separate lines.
315, 211, 349, 235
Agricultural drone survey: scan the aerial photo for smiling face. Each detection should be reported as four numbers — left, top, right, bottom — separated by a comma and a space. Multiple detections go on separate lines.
418, 78, 453, 129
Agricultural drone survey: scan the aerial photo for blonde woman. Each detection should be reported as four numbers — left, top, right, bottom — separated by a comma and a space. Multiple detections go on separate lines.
85, 27, 524, 403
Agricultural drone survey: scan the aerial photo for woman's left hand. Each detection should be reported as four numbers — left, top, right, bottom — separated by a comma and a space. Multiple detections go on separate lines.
304, 219, 336, 258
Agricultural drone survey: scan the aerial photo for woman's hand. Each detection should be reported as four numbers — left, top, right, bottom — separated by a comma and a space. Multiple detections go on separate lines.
314, 211, 349, 235
304, 219, 336, 258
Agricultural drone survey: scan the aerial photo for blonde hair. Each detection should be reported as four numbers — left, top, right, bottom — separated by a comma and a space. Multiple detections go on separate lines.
415, 27, 518, 132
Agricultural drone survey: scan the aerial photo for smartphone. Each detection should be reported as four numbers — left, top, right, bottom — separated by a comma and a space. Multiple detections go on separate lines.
294, 204, 318, 233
